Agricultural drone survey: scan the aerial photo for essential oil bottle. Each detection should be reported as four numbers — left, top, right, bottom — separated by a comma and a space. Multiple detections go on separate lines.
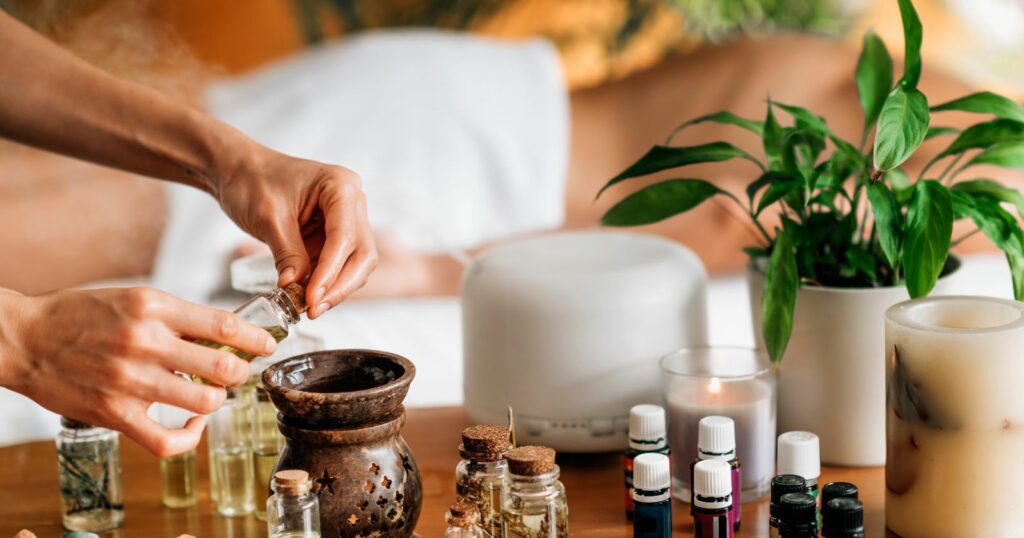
768, 474, 806, 538
692, 459, 733, 538
776, 432, 820, 498
55, 417, 124, 533
208, 385, 255, 517
501, 446, 569, 537
689, 416, 741, 530
820, 482, 858, 509
445, 502, 486, 538
777, 492, 817, 538
455, 425, 509, 537
821, 497, 864, 538
160, 448, 197, 508
266, 470, 320, 538
631, 453, 671, 538
252, 385, 285, 521
624, 405, 670, 518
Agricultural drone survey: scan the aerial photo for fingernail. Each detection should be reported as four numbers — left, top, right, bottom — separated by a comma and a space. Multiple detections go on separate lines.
264, 334, 277, 354
281, 267, 296, 283
313, 286, 326, 303
316, 302, 331, 317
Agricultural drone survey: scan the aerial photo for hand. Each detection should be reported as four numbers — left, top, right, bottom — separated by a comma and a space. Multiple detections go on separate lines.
215, 147, 378, 318
0, 287, 275, 456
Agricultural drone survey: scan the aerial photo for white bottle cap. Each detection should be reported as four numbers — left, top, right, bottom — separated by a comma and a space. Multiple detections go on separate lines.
777, 431, 821, 480
693, 459, 732, 510
628, 404, 667, 450
698, 416, 736, 460
632, 453, 671, 491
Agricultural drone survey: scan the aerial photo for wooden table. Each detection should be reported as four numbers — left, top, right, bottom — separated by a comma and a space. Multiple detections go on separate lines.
0, 407, 885, 536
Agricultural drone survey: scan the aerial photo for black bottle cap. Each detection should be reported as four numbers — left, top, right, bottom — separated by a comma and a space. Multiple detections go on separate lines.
821, 481, 859, 507
770, 474, 807, 518
822, 498, 864, 536
779, 492, 817, 525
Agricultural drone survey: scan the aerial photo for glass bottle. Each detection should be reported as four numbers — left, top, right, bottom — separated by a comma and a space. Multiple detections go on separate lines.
445, 502, 486, 538
55, 417, 124, 532
631, 453, 672, 538
252, 384, 285, 520
208, 385, 255, 516
777, 492, 818, 538
624, 405, 670, 519
502, 446, 568, 538
267, 470, 321, 538
191, 283, 306, 383
821, 497, 865, 538
769, 475, 806, 538
689, 416, 740, 530
455, 424, 509, 537
160, 448, 197, 508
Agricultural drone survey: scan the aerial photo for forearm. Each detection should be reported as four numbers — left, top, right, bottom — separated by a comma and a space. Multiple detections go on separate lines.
0, 11, 251, 194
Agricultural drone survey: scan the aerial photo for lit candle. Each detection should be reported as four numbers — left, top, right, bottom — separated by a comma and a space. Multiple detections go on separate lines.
661, 347, 776, 502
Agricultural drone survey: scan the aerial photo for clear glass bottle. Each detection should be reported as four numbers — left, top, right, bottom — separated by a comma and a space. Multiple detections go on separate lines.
455, 425, 509, 537
208, 385, 255, 516
445, 502, 486, 538
160, 448, 197, 508
267, 470, 321, 538
55, 417, 124, 532
191, 283, 306, 383
502, 446, 569, 538
252, 385, 285, 520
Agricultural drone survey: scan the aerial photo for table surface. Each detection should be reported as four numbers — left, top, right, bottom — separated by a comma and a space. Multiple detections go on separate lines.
0, 406, 885, 537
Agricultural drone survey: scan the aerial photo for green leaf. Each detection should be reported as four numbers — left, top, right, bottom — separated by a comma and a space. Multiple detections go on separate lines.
597, 143, 762, 197
965, 141, 1024, 170
855, 30, 894, 132
952, 179, 1024, 219
886, 168, 914, 204
764, 100, 785, 171
897, 0, 923, 87
939, 119, 1024, 157
667, 111, 764, 143
746, 172, 793, 207
773, 102, 829, 134
925, 126, 959, 140
903, 180, 953, 297
931, 91, 1024, 122
868, 182, 904, 271
952, 191, 1024, 299
756, 177, 805, 216
1009, 254, 1024, 301
873, 86, 930, 171
601, 179, 726, 226
845, 246, 878, 280
762, 228, 798, 363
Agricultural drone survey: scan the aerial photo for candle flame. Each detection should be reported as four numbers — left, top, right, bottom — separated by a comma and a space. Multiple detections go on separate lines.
709, 377, 721, 394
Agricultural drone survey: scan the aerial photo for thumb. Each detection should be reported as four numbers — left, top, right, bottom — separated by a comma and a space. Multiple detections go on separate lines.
262, 218, 312, 287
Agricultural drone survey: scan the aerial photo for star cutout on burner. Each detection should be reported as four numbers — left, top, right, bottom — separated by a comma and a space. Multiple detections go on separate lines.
313, 467, 338, 495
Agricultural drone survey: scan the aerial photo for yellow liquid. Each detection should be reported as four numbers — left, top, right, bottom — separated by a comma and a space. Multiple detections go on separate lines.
211, 446, 254, 517
190, 325, 289, 384
272, 532, 320, 538
252, 449, 280, 520
161, 449, 197, 508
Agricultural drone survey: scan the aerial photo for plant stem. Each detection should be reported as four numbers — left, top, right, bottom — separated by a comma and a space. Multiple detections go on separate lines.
951, 227, 983, 247
939, 154, 965, 184
713, 198, 771, 246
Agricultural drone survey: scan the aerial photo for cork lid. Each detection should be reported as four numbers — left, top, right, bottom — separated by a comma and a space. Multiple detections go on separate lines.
446, 502, 480, 527
460, 425, 510, 461
506, 445, 556, 476
282, 283, 308, 314
273, 469, 311, 495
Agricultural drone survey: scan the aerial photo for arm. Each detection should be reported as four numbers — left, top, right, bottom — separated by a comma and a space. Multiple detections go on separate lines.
0, 11, 376, 316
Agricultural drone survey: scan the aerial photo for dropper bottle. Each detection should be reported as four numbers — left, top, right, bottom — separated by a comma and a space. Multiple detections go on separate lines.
690, 416, 741, 530
822, 498, 864, 538
777, 492, 817, 538
692, 459, 733, 538
624, 405, 670, 518
776, 432, 820, 498
768, 474, 806, 538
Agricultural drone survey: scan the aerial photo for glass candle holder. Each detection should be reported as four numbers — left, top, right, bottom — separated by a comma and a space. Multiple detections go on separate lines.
886, 296, 1024, 537
661, 347, 776, 502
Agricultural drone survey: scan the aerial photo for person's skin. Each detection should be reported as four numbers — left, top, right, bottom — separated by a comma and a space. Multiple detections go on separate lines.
0, 11, 377, 456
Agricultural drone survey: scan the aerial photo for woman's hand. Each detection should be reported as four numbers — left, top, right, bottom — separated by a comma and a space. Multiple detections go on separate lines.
215, 147, 378, 319
0, 287, 275, 456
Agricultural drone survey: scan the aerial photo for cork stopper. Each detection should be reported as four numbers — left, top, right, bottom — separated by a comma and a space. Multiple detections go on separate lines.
446, 502, 480, 528
273, 469, 311, 495
506, 445, 556, 476
460, 425, 510, 462
282, 283, 308, 314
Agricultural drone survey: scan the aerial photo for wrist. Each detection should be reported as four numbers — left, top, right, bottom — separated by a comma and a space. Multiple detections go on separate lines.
200, 121, 266, 201
0, 289, 36, 390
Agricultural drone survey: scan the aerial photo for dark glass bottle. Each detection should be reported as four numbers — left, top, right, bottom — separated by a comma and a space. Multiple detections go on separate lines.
631, 453, 671, 538
820, 482, 858, 510
778, 492, 817, 538
624, 405, 670, 518
768, 474, 806, 538
692, 459, 733, 538
689, 415, 741, 530
821, 498, 865, 538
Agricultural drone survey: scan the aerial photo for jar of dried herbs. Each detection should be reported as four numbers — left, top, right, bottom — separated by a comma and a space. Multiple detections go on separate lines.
501, 445, 568, 538
55, 417, 124, 532
445, 501, 486, 537
455, 425, 509, 536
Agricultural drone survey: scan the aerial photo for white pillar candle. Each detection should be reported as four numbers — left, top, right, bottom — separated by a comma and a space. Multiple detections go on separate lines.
662, 348, 776, 501
886, 296, 1024, 537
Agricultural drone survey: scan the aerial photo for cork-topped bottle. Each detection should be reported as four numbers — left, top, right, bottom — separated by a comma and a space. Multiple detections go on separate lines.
444, 502, 486, 538
501, 445, 569, 538
55, 417, 124, 532
266, 470, 320, 538
455, 425, 509, 537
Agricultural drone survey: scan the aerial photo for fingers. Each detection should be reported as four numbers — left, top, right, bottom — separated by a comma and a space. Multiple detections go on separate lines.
158, 295, 276, 359
157, 337, 251, 387
145, 367, 228, 415
122, 413, 206, 458
305, 192, 358, 316
261, 206, 312, 287
318, 244, 378, 313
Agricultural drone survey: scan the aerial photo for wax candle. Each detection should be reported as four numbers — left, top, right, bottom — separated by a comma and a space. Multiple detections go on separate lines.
886, 296, 1024, 537
661, 348, 776, 502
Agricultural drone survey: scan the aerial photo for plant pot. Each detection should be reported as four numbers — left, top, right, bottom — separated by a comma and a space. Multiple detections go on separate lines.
747, 257, 965, 466
263, 349, 422, 537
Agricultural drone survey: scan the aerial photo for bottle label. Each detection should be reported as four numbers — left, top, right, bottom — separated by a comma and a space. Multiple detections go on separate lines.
624, 454, 635, 515
694, 512, 732, 538
731, 464, 741, 530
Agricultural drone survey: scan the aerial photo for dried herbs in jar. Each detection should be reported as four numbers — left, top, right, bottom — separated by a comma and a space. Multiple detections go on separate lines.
455, 425, 509, 537
56, 417, 124, 532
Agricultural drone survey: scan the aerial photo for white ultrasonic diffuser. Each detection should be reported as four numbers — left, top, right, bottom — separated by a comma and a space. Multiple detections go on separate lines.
462, 231, 707, 452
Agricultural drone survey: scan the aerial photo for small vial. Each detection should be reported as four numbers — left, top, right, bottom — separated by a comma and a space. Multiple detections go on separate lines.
160, 448, 197, 508
266, 470, 321, 538
624, 405, 670, 518
689, 416, 741, 530
692, 459, 733, 538
208, 385, 255, 516
55, 417, 124, 532
820, 481, 858, 509
252, 385, 286, 521
777, 492, 817, 538
768, 474, 806, 538
455, 425, 510, 537
445, 502, 486, 538
776, 432, 820, 498
821, 497, 864, 538
501, 446, 569, 537
631, 453, 671, 538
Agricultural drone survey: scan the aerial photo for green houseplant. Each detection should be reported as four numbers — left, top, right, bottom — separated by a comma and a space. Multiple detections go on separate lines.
598, 0, 1024, 364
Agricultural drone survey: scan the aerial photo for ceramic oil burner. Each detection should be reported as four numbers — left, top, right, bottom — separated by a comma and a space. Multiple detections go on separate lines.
263, 349, 422, 537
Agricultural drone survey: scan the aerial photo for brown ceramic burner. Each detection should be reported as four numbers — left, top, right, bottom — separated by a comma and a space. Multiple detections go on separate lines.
263, 349, 422, 537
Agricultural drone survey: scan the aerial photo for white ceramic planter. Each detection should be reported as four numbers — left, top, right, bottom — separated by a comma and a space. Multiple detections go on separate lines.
748, 258, 965, 466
